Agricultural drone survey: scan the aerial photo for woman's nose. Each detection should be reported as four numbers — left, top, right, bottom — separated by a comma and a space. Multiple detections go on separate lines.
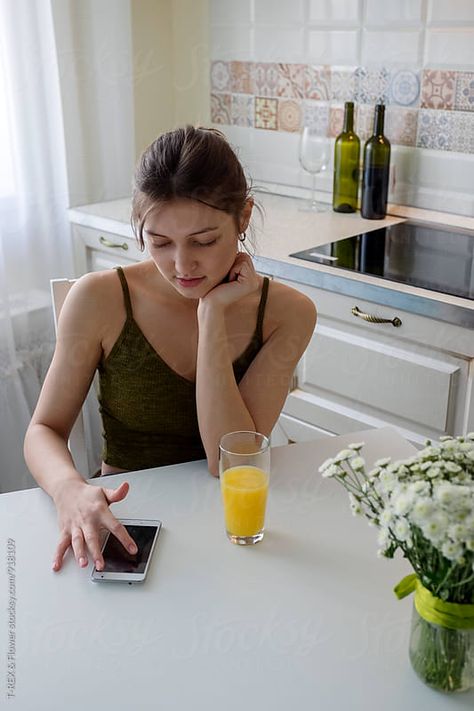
174, 248, 197, 275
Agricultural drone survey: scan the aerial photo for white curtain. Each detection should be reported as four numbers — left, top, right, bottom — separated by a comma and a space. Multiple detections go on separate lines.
0, 0, 73, 492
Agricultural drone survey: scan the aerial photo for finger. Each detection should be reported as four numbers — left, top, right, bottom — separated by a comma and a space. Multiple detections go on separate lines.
70, 527, 88, 568
52, 534, 71, 572
102, 481, 130, 505
83, 526, 106, 571
102, 512, 138, 555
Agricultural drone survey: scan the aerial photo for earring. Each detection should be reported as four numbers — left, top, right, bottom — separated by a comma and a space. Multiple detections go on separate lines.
238, 232, 246, 242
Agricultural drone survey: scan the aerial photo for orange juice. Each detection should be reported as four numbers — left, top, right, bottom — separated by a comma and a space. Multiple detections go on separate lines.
221, 465, 269, 537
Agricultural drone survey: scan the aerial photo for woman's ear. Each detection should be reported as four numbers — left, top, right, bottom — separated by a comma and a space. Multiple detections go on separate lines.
239, 197, 254, 233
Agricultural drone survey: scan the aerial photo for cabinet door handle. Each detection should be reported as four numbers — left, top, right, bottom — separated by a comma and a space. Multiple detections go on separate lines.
99, 236, 129, 251
352, 305, 402, 327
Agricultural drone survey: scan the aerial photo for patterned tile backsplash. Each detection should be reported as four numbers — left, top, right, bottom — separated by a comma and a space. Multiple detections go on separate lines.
210, 61, 474, 154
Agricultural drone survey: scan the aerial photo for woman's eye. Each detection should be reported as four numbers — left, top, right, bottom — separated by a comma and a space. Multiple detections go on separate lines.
197, 239, 217, 247
151, 242, 169, 249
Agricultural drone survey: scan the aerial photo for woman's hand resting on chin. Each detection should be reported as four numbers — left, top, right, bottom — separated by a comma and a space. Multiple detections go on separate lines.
198, 253, 260, 311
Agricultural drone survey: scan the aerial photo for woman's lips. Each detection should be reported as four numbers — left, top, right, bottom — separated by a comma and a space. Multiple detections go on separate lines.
176, 276, 205, 288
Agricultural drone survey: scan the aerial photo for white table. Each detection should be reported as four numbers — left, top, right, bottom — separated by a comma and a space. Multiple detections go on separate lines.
1, 427, 473, 710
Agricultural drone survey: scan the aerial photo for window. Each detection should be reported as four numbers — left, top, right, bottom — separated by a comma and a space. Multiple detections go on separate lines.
0, 39, 15, 199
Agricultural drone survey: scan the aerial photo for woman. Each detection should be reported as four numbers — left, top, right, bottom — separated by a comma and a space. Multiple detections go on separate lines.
24, 126, 317, 573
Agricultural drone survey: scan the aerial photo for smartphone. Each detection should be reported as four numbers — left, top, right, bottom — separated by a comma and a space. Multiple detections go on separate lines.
90, 518, 162, 584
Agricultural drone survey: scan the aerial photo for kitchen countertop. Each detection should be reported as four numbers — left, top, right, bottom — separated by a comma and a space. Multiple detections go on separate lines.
68, 189, 474, 329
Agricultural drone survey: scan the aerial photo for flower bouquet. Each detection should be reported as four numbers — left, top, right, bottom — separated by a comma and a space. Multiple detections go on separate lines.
319, 433, 474, 693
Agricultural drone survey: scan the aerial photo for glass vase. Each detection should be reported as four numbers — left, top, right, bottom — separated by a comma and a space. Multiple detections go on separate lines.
409, 603, 474, 693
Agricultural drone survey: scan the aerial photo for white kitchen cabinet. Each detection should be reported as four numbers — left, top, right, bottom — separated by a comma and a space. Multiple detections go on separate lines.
72, 223, 145, 275
277, 277, 474, 447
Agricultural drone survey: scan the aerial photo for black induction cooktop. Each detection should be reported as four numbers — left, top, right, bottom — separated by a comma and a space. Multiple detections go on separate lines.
289, 219, 474, 300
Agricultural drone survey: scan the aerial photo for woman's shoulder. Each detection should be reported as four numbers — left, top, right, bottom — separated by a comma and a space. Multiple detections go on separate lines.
59, 267, 131, 334
66, 268, 120, 309
266, 277, 317, 333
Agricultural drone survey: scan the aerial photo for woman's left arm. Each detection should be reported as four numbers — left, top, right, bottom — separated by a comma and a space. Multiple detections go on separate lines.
196, 255, 317, 476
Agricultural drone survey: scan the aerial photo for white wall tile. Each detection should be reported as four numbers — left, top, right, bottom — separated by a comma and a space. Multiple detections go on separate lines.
254, 27, 305, 62
254, 0, 305, 25
244, 129, 303, 187
309, 0, 361, 24
213, 125, 255, 173
364, 0, 423, 26
428, 0, 474, 24
211, 26, 253, 61
210, 0, 252, 25
308, 30, 359, 65
362, 31, 421, 66
425, 29, 474, 68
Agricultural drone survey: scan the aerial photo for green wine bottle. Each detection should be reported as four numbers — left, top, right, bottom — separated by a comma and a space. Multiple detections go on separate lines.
332, 102, 360, 213
360, 104, 391, 219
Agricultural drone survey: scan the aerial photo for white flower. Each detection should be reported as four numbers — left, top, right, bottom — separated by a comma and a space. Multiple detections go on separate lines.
441, 439, 458, 452
392, 492, 414, 516
321, 464, 342, 479
318, 457, 335, 473
409, 480, 430, 496
444, 461, 462, 474
441, 540, 464, 562
348, 442, 365, 451
426, 466, 442, 479
411, 497, 436, 524
368, 467, 380, 480
447, 523, 467, 542
374, 457, 391, 468
378, 470, 397, 493
351, 457, 365, 472
419, 446, 439, 458
465, 539, 474, 553
394, 518, 411, 542
434, 483, 456, 507
380, 509, 393, 527
333, 449, 355, 463
434, 483, 472, 514
420, 512, 449, 544
466, 451, 474, 462
348, 493, 362, 516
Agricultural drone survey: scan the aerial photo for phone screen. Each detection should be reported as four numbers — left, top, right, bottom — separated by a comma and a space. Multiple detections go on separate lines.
101, 524, 160, 574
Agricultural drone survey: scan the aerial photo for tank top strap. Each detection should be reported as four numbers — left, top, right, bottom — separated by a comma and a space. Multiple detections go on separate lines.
115, 266, 133, 320
255, 276, 270, 341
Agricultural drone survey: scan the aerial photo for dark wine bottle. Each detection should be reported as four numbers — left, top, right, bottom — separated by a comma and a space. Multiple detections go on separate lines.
360, 104, 391, 220
332, 102, 360, 213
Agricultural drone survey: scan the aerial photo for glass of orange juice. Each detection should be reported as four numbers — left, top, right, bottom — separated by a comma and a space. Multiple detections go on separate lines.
219, 431, 270, 545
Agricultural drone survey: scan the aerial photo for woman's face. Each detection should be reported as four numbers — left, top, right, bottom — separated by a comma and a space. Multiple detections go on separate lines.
144, 198, 249, 299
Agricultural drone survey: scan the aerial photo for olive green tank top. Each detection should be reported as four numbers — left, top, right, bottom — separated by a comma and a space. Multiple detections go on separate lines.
98, 267, 270, 471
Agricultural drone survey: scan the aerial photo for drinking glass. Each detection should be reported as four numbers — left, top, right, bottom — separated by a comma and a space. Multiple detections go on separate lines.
298, 124, 330, 212
219, 431, 270, 545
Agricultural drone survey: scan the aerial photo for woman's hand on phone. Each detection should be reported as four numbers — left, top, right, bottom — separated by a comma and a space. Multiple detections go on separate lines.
51, 480, 138, 572
199, 252, 260, 311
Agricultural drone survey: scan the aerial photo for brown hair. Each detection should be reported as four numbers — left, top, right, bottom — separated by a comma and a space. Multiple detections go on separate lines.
131, 125, 262, 251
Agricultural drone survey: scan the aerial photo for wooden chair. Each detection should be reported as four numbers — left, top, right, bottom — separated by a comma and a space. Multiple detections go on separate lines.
50, 279, 102, 478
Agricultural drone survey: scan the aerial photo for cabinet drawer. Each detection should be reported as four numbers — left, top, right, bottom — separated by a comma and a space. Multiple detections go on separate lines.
302, 324, 463, 432
281, 278, 474, 359
72, 224, 145, 275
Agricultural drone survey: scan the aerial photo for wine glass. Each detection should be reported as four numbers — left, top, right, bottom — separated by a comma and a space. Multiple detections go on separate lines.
298, 124, 330, 212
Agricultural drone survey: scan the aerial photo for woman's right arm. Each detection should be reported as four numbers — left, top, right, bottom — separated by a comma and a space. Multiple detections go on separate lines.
24, 273, 138, 571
